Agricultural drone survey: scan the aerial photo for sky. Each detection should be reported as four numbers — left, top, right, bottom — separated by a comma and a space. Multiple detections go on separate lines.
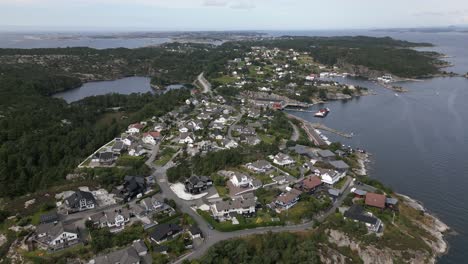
0, 0, 468, 31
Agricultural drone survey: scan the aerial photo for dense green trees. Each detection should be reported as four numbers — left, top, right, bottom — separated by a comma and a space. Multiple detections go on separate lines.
0, 69, 189, 197
196, 232, 320, 264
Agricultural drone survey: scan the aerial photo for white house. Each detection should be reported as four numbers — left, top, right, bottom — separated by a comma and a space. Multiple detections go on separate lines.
245, 160, 273, 173
211, 196, 256, 221
89, 209, 131, 233
142, 131, 161, 145
35, 222, 79, 250
229, 172, 253, 188
312, 167, 344, 185
179, 127, 189, 133
214, 117, 227, 124
127, 123, 144, 134
273, 153, 295, 166
179, 132, 195, 144
222, 139, 238, 149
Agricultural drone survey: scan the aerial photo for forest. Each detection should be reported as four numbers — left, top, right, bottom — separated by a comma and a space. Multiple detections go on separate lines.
0, 69, 190, 197
193, 232, 321, 264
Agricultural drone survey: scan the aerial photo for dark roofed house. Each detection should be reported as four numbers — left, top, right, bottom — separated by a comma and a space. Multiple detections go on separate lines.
93, 239, 150, 264
149, 223, 183, 244
365, 193, 386, 209
289, 145, 318, 159
185, 176, 212, 194
386, 197, 399, 210
34, 221, 79, 251
272, 188, 302, 213
99, 151, 117, 165
329, 160, 350, 173
121, 176, 147, 202
65, 190, 96, 212
344, 204, 382, 233
188, 226, 203, 239
111, 140, 127, 155
40, 211, 59, 224
317, 149, 336, 161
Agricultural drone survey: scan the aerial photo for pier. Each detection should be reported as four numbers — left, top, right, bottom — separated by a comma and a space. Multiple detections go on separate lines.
287, 114, 353, 146
310, 123, 353, 138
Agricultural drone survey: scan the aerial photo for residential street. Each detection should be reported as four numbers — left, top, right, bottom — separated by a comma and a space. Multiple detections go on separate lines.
148, 149, 355, 263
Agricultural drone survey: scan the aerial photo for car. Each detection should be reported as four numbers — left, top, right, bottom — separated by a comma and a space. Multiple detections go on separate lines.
207, 224, 214, 230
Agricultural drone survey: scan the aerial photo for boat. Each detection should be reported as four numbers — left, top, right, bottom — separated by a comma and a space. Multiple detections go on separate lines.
314, 108, 330, 118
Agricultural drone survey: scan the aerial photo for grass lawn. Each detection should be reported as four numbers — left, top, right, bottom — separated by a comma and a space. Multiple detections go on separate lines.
213, 75, 237, 84
155, 146, 179, 166
258, 133, 275, 144
333, 176, 348, 190
197, 210, 283, 232
279, 201, 311, 224
215, 185, 229, 198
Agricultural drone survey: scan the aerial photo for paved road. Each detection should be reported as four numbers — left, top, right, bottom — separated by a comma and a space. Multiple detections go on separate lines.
196, 72, 212, 94
289, 121, 300, 141
148, 150, 355, 263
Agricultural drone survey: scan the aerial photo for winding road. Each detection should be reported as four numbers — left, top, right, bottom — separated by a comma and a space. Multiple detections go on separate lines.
148, 146, 354, 263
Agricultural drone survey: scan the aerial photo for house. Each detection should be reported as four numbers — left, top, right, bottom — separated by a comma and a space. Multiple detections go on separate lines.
39, 211, 59, 224
35, 221, 79, 251
273, 153, 295, 166
128, 144, 147, 157
88, 208, 131, 232
317, 150, 336, 161
139, 196, 174, 215
120, 176, 147, 202
222, 139, 238, 149
248, 109, 261, 118
243, 135, 261, 146
385, 197, 399, 210
98, 151, 117, 165
329, 160, 350, 173
142, 131, 161, 145
211, 195, 256, 221
153, 245, 169, 255
92, 240, 150, 264
289, 145, 318, 159
179, 132, 195, 144
344, 204, 382, 233
122, 135, 139, 146
188, 226, 203, 239
111, 140, 127, 155
185, 176, 212, 194
153, 123, 166, 132
229, 172, 253, 188
149, 223, 183, 244
272, 174, 297, 185
301, 176, 322, 193
311, 167, 344, 186
232, 125, 256, 136
179, 126, 189, 133
365, 193, 386, 209
352, 188, 367, 198
65, 190, 96, 212
127, 123, 145, 134
245, 160, 273, 173
272, 188, 302, 213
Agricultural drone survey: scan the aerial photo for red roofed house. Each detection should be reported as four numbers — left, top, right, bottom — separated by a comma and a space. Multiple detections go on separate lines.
127, 123, 145, 134
365, 193, 386, 209
143, 131, 161, 145
302, 175, 322, 193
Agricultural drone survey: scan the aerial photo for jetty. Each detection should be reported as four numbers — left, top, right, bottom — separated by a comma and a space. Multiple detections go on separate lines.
287, 114, 353, 146
310, 123, 353, 138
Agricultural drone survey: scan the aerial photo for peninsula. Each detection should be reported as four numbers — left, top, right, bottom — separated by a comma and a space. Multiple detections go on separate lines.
0, 35, 450, 264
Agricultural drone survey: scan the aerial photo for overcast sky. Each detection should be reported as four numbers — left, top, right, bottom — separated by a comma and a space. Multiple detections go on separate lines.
1, 0, 468, 31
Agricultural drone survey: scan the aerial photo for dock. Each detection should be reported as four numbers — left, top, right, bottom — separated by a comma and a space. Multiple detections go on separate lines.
310, 123, 353, 138
287, 114, 353, 146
